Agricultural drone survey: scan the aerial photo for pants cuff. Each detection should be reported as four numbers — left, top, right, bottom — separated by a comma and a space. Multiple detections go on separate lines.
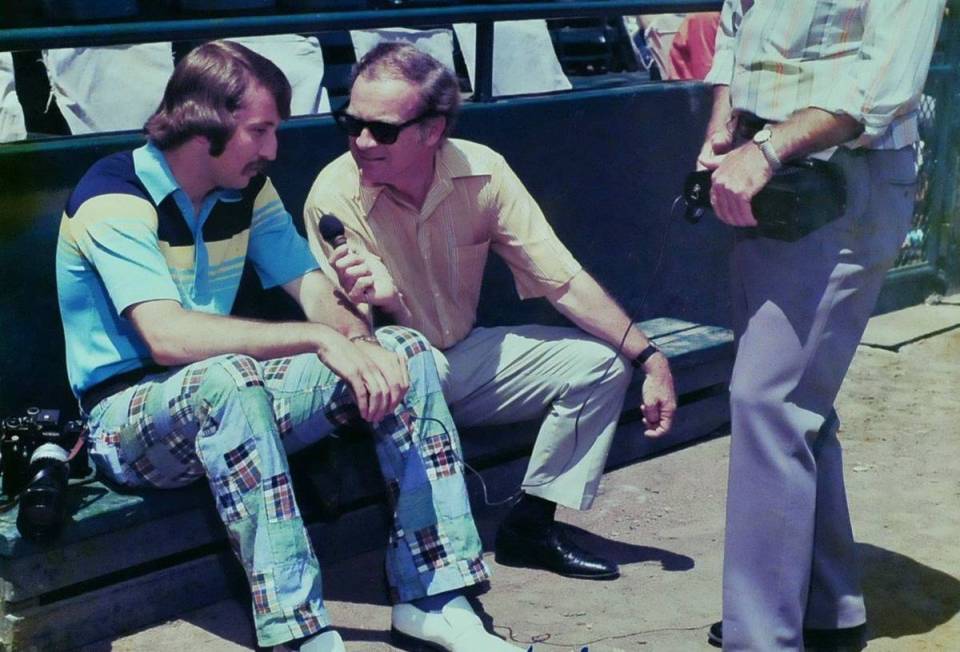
255, 604, 332, 647
391, 557, 491, 604
523, 481, 596, 511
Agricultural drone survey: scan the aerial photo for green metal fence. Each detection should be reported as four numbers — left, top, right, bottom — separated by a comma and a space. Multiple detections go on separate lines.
893, 5, 960, 295
914, 3, 960, 294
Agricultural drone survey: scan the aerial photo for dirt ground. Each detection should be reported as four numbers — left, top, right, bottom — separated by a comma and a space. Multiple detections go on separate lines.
80, 303, 960, 651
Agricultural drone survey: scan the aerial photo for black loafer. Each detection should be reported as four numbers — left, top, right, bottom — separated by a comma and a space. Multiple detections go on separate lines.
707, 621, 723, 647
708, 621, 866, 650
804, 624, 867, 651
494, 522, 620, 580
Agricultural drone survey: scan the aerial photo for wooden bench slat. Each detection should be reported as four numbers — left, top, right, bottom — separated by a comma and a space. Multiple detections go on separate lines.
0, 483, 211, 558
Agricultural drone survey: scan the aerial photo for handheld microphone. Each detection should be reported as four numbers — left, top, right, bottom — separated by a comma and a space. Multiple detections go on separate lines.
318, 213, 374, 303
318, 213, 348, 249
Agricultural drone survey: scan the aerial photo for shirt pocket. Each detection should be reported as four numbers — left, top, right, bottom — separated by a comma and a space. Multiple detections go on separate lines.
451, 240, 490, 306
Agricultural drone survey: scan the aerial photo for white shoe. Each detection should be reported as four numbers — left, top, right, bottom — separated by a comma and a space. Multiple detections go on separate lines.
391, 596, 522, 651
273, 629, 346, 652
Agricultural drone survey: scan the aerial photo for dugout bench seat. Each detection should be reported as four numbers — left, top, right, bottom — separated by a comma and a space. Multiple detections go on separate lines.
0, 81, 735, 651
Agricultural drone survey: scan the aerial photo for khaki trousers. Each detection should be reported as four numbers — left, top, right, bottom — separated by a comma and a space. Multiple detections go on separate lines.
431, 324, 633, 510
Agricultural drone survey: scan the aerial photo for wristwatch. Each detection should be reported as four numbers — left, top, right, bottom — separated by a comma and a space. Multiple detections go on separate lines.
752, 128, 783, 171
631, 343, 662, 369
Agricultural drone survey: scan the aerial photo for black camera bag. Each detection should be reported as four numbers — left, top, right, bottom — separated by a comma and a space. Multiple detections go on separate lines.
683, 158, 847, 242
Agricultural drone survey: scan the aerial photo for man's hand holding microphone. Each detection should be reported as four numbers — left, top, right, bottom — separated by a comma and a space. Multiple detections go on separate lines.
317, 214, 411, 424
319, 214, 407, 315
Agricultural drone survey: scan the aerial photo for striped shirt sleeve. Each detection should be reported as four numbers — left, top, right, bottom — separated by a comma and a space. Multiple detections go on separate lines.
66, 193, 181, 315
247, 176, 320, 289
844, 0, 945, 145
704, 0, 739, 86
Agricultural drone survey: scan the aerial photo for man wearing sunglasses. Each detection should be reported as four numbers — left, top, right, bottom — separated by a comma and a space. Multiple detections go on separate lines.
305, 41, 677, 586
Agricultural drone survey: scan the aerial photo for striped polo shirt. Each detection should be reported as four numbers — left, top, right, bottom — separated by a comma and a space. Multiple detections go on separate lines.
56, 142, 318, 397
705, 0, 945, 149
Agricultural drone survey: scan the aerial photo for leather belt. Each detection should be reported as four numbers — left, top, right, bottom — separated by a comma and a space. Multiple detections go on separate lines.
80, 365, 167, 414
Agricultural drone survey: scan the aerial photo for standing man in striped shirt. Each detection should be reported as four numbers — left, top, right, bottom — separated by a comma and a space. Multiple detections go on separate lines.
697, 1, 945, 649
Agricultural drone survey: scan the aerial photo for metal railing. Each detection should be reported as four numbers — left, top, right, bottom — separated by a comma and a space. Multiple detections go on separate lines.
0, 1, 719, 100
1, 0, 958, 290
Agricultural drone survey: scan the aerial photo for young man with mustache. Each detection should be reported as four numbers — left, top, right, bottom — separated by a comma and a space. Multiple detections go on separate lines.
56, 40, 519, 652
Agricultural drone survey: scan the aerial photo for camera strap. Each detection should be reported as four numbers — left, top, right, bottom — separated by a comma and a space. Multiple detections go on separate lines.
66, 427, 87, 463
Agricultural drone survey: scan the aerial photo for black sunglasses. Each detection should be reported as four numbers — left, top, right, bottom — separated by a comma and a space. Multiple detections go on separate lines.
333, 107, 436, 145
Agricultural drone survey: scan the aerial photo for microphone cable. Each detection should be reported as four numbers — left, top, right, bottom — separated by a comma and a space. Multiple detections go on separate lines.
417, 198, 679, 506
515, 199, 678, 493
412, 415, 519, 507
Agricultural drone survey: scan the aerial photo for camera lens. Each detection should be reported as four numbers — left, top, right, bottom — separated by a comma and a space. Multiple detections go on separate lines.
16, 443, 71, 542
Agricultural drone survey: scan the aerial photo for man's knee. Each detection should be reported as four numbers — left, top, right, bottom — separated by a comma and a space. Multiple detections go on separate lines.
194, 354, 269, 406
573, 338, 633, 390
374, 326, 433, 361
729, 378, 775, 416
374, 326, 449, 401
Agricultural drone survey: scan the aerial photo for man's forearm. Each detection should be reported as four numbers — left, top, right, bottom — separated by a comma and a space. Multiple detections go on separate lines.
698, 85, 736, 170
127, 300, 347, 366
705, 85, 733, 139
549, 270, 653, 361
285, 270, 372, 338
766, 107, 864, 164
706, 87, 862, 163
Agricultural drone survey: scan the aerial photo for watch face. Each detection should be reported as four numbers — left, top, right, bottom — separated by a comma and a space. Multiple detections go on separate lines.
754, 128, 772, 144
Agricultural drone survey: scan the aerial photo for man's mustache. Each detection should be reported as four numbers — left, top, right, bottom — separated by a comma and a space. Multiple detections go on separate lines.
245, 158, 271, 174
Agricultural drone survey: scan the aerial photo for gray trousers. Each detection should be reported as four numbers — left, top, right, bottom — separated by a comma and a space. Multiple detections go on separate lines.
431, 324, 633, 511
722, 146, 918, 650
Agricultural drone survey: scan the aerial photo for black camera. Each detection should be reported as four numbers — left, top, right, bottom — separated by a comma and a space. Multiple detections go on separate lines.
681, 159, 847, 242
1, 408, 88, 542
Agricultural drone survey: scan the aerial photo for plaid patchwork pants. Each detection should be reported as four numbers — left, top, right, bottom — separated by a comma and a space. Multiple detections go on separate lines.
84, 326, 489, 647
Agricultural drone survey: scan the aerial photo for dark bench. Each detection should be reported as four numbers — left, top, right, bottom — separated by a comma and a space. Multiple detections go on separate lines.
0, 81, 735, 650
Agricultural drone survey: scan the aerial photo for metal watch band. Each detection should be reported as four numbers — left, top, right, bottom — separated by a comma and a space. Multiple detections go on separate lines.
349, 334, 380, 345
753, 129, 783, 171
758, 139, 783, 170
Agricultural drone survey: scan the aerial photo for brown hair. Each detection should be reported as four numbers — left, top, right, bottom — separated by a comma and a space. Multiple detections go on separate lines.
352, 41, 461, 136
145, 40, 291, 156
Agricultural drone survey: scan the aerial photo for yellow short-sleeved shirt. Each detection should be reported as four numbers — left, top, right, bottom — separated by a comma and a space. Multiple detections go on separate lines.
304, 138, 582, 349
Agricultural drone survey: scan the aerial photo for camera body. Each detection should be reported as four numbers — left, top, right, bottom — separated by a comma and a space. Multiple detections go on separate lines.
1, 408, 88, 542
1, 408, 86, 497
682, 159, 847, 241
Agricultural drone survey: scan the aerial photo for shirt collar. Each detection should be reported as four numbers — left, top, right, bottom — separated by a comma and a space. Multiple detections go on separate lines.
436, 139, 491, 179
356, 173, 385, 216
134, 141, 242, 206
